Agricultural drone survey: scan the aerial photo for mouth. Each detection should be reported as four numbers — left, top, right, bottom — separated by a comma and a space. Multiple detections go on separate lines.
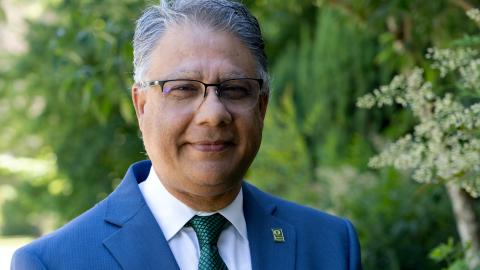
189, 140, 234, 152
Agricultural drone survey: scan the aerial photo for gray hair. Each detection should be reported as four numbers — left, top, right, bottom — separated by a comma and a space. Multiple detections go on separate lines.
132, 0, 269, 92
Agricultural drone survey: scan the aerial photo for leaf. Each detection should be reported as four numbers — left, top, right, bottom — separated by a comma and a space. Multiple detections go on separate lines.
429, 238, 457, 262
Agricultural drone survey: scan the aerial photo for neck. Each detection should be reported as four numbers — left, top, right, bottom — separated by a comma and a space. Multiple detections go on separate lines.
163, 182, 242, 212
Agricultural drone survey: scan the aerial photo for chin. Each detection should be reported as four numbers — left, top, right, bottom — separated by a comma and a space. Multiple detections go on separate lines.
187, 169, 243, 188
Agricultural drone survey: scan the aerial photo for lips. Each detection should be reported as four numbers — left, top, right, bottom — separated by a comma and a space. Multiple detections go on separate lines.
189, 140, 234, 152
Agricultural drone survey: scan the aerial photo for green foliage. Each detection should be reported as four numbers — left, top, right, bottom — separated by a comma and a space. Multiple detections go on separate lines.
320, 167, 456, 270
329, 0, 477, 71
0, 0, 146, 225
248, 94, 315, 203
249, 6, 458, 269
247, 0, 318, 66
248, 2, 478, 268
357, 7, 480, 269
357, 17, 480, 197
254, 6, 380, 172
429, 238, 470, 270
251, 6, 380, 205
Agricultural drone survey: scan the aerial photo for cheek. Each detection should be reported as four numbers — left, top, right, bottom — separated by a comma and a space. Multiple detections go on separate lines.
141, 104, 161, 137
141, 104, 191, 151
239, 113, 264, 152
140, 103, 169, 153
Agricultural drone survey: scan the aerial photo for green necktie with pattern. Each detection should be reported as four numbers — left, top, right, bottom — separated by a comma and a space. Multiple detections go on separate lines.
187, 213, 229, 270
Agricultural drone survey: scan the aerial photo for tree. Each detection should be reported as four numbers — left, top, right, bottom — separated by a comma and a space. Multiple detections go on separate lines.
357, 9, 480, 269
250, 5, 459, 268
0, 0, 147, 227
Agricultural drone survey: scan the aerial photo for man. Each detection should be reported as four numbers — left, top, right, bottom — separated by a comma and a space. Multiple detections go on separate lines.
12, 0, 362, 269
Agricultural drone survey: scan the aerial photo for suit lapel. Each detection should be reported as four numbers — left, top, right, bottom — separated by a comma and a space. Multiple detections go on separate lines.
102, 161, 180, 270
243, 183, 296, 270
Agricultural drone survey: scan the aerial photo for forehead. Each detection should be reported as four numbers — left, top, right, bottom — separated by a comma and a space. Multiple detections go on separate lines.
145, 23, 258, 80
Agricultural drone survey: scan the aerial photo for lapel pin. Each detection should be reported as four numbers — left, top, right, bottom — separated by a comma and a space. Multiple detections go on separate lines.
271, 228, 285, 242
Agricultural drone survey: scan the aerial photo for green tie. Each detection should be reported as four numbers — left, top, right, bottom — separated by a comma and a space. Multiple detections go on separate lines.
187, 214, 229, 270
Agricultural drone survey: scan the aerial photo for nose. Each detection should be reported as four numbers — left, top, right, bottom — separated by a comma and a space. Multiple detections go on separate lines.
193, 87, 232, 126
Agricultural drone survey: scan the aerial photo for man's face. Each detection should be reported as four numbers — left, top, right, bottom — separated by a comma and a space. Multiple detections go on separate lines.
132, 23, 268, 201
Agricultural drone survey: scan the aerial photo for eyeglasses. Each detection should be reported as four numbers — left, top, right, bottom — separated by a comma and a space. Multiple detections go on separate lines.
139, 78, 264, 112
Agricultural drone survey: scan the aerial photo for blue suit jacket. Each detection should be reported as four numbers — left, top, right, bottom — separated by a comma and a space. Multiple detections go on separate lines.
12, 160, 362, 270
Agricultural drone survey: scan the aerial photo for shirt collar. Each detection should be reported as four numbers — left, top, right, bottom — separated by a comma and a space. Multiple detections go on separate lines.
139, 166, 247, 241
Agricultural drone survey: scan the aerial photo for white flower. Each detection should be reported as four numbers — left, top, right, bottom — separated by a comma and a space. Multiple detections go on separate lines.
357, 24, 480, 196
467, 9, 480, 24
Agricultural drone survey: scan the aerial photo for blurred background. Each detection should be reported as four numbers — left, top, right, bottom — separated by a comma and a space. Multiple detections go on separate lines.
1, 0, 479, 269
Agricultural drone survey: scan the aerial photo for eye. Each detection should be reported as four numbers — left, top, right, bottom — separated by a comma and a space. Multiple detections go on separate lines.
168, 84, 198, 92
163, 81, 201, 99
221, 86, 251, 99
220, 82, 253, 100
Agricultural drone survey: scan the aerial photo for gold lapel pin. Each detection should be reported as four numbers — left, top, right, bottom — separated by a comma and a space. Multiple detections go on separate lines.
271, 228, 285, 242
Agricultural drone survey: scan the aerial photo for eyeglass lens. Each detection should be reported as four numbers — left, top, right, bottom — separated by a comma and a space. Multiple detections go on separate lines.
161, 79, 261, 112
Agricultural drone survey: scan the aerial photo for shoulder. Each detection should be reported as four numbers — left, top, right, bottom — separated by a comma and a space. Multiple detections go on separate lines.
11, 161, 150, 269
11, 199, 114, 269
11, 247, 47, 270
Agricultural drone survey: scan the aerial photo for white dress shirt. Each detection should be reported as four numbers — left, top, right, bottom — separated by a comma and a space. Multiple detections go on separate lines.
138, 166, 252, 270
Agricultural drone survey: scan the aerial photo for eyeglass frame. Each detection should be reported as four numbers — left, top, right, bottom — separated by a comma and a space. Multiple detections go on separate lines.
138, 78, 265, 97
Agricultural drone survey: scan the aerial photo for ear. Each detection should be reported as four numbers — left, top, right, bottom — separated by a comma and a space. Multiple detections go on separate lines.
132, 84, 147, 130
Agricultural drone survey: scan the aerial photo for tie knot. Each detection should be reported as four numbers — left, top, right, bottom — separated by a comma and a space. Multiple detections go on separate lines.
187, 213, 228, 247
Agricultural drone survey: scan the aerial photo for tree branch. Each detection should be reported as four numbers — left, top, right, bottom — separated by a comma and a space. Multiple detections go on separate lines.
449, 0, 476, 12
